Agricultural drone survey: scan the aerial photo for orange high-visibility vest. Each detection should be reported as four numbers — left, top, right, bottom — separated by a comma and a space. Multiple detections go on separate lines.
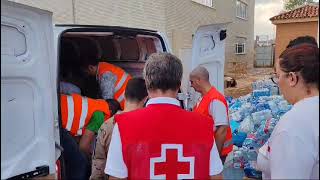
97, 62, 132, 109
193, 86, 233, 156
60, 94, 111, 136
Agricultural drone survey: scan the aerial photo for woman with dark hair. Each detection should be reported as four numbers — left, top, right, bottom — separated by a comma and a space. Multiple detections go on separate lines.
257, 38, 319, 179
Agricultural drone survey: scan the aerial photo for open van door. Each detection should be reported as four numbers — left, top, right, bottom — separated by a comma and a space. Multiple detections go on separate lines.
1, 1, 58, 179
187, 23, 228, 109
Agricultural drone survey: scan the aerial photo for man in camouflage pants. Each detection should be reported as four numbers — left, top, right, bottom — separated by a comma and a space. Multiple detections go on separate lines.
90, 78, 148, 180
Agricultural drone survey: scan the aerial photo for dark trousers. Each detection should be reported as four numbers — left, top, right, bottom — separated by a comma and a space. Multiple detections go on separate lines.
220, 155, 227, 164
60, 129, 90, 180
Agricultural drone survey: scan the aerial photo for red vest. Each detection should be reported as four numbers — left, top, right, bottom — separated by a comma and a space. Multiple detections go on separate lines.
193, 87, 233, 156
97, 62, 132, 109
115, 104, 214, 179
61, 94, 111, 136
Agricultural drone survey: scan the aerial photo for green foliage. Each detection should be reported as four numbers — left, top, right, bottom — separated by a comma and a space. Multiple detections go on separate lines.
284, 0, 315, 10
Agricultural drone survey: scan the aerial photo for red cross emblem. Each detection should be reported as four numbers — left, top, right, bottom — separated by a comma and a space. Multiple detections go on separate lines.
150, 144, 195, 179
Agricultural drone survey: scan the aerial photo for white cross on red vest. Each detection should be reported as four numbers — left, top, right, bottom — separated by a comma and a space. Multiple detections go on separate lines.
150, 144, 195, 180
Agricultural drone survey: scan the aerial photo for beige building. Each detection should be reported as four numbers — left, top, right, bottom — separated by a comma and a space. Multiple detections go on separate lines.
270, 4, 319, 62
10, 0, 255, 72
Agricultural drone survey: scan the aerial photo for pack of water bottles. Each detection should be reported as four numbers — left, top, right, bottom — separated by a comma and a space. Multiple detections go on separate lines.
252, 79, 279, 96
226, 79, 293, 174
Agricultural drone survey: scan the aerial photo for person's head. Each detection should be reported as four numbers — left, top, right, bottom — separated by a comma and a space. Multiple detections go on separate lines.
275, 42, 319, 104
143, 53, 183, 97
286, 36, 318, 48
189, 66, 211, 94
80, 59, 99, 77
124, 78, 148, 109
105, 99, 121, 116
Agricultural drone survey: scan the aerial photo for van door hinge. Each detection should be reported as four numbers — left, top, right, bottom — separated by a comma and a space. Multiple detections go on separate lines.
8, 165, 49, 180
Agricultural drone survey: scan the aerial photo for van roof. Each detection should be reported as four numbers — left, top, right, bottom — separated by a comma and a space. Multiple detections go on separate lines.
55, 24, 158, 33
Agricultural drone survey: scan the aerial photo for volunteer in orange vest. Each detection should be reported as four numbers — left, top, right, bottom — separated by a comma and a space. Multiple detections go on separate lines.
105, 53, 223, 179
60, 93, 121, 156
190, 66, 233, 163
81, 60, 132, 110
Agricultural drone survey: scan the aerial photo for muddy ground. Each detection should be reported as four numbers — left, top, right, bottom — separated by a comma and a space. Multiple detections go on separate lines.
224, 68, 274, 98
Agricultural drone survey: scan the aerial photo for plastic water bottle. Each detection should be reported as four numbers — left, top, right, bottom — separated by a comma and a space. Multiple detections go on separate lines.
278, 100, 292, 112
238, 116, 254, 133
244, 161, 262, 179
233, 149, 245, 168
268, 100, 279, 116
255, 118, 278, 143
255, 102, 270, 112
230, 111, 243, 122
230, 100, 242, 111
246, 148, 258, 161
251, 109, 272, 125
242, 133, 260, 149
226, 96, 233, 104
239, 103, 253, 118
252, 88, 270, 98
270, 85, 279, 95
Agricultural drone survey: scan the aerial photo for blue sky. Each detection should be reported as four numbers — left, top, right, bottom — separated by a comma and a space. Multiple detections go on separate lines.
254, 0, 319, 40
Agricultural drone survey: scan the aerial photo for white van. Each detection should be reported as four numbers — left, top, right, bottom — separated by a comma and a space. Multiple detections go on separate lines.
1, 0, 226, 179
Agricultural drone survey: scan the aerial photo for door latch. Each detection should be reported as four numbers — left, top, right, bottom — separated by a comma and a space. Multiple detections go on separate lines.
8, 165, 49, 179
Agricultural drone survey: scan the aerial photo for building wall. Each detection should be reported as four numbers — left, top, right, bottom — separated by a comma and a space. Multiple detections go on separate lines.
165, 0, 255, 72
74, 0, 166, 33
9, 0, 74, 23
10, 0, 167, 33
224, 0, 255, 69
9, 0, 254, 72
165, 0, 233, 53
274, 21, 318, 61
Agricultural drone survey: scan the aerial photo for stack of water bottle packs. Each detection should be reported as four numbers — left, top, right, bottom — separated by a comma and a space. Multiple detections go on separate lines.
225, 79, 293, 178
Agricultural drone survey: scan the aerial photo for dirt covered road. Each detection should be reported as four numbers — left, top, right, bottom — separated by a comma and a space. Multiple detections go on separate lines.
224, 68, 274, 98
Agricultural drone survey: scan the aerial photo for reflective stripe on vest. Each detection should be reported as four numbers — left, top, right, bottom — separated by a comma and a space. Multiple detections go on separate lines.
97, 62, 131, 109
78, 97, 88, 135
117, 93, 125, 103
61, 94, 111, 136
223, 138, 233, 148
64, 95, 88, 135
115, 72, 129, 92
66, 96, 74, 131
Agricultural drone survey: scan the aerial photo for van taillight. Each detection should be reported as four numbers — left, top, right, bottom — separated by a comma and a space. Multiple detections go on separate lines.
56, 159, 61, 180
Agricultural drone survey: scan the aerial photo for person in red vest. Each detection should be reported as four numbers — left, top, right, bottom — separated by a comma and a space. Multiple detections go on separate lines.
105, 53, 223, 179
189, 66, 233, 164
60, 94, 120, 156
81, 60, 132, 110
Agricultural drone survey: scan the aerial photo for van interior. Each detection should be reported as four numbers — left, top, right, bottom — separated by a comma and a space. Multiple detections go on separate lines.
56, 26, 188, 179
58, 27, 165, 99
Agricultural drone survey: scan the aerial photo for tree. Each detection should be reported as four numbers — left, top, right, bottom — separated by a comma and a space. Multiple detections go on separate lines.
284, 0, 316, 11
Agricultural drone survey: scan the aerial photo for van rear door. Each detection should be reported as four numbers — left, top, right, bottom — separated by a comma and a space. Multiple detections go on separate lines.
191, 23, 228, 93
1, 1, 57, 178
187, 23, 228, 108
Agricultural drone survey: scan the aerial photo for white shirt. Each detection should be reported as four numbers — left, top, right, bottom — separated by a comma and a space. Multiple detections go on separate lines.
60, 81, 81, 95
98, 72, 117, 100
209, 100, 229, 127
257, 96, 319, 179
105, 97, 223, 178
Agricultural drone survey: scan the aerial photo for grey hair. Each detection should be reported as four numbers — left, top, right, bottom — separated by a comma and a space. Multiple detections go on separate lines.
190, 66, 209, 81
143, 52, 183, 91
